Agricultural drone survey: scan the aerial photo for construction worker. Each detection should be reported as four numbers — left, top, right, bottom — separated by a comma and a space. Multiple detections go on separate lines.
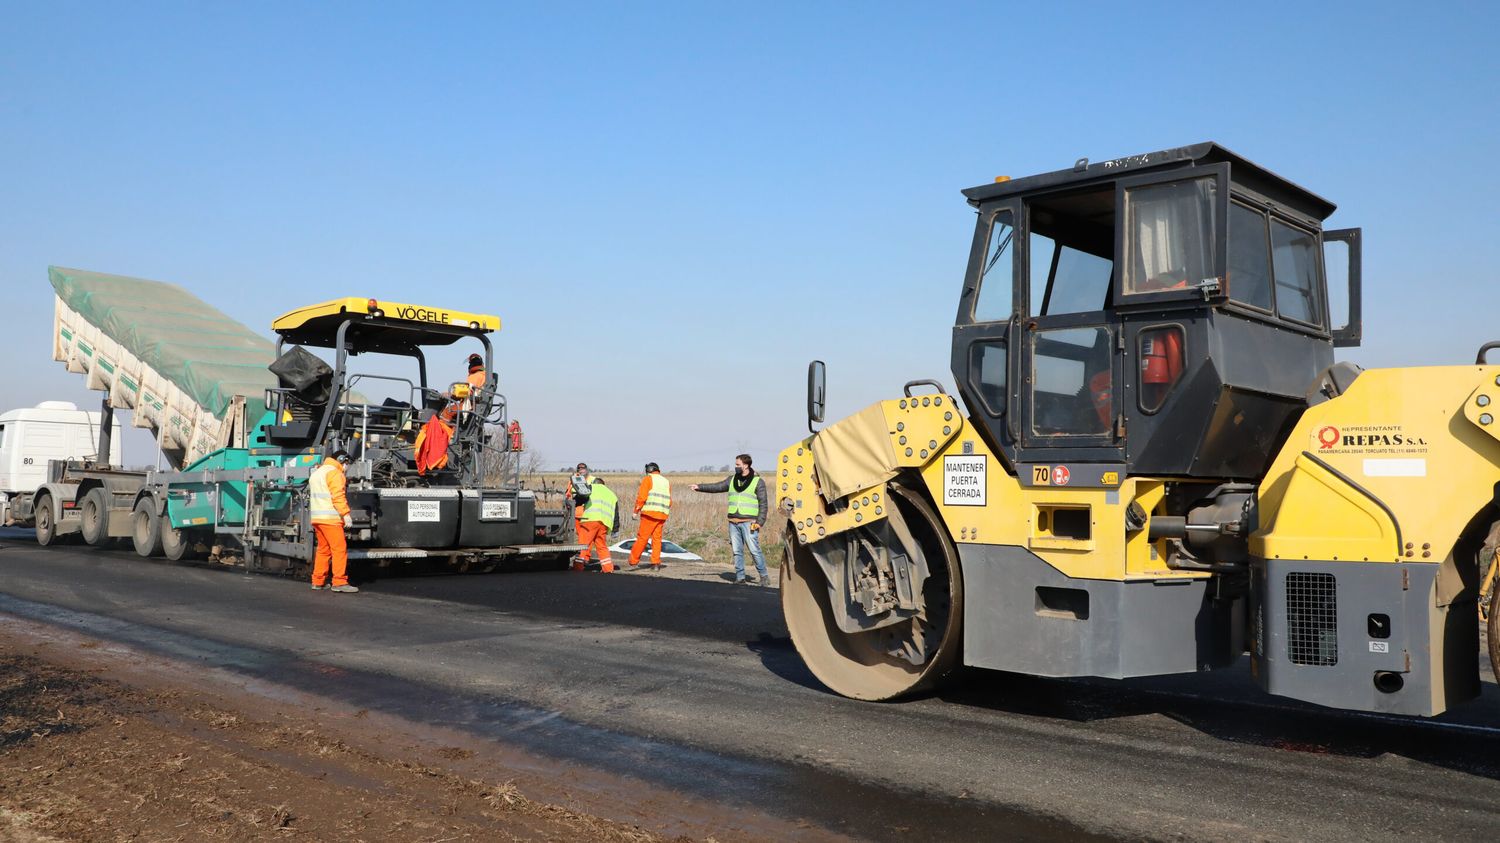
309, 447, 359, 593
567, 462, 594, 541
465, 352, 487, 393
572, 476, 619, 573
691, 453, 770, 586
628, 462, 671, 570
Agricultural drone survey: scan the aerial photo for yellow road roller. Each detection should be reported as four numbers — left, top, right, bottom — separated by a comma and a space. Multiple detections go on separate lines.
778, 143, 1500, 717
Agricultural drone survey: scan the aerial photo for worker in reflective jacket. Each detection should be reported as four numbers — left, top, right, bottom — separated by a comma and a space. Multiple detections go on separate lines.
572, 477, 619, 573
628, 462, 671, 570
566, 463, 595, 541
309, 448, 359, 593
465, 352, 487, 393
691, 453, 771, 586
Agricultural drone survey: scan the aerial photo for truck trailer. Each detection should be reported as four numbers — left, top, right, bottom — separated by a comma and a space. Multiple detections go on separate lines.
5, 267, 575, 575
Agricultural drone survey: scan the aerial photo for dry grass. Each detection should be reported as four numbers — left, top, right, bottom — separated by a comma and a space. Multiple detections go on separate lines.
525, 472, 787, 567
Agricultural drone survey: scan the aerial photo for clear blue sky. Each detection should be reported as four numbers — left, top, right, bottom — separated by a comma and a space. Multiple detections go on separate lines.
2, 2, 1497, 469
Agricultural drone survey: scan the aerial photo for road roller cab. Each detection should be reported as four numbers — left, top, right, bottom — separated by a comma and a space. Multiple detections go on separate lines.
949, 142, 1362, 479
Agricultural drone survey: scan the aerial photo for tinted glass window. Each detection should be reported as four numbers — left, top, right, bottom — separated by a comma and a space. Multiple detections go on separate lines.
1032, 327, 1111, 436
1271, 220, 1322, 325
973, 211, 1014, 322
968, 342, 1007, 416
1031, 234, 1112, 316
1124, 177, 1217, 294
1228, 203, 1273, 311
1324, 237, 1351, 331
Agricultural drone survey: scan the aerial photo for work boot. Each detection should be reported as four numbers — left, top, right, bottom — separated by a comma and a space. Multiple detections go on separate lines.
734, 577, 747, 585
761, 575, 774, 588
310, 584, 328, 590
570, 555, 587, 572
599, 561, 615, 573
650, 562, 666, 572
331, 584, 360, 593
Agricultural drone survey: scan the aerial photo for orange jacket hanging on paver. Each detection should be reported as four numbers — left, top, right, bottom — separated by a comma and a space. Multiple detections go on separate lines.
415, 415, 452, 474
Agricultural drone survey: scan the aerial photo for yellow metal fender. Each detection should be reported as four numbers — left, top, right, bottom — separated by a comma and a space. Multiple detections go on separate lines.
776, 395, 961, 545
1254, 365, 1500, 565
1252, 451, 1401, 562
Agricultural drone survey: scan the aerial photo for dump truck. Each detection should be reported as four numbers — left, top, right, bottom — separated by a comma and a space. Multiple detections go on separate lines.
5, 267, 575, 574
778, 143, 1500, 717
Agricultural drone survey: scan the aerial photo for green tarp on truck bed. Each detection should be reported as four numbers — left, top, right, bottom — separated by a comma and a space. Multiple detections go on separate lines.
49, 266, 278, 420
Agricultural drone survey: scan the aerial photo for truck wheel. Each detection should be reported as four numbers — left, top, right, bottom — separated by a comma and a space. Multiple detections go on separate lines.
132, 498, 162, 557
160, 521, 200, 561
79, 488, 111, 547
34, 494, 61, 546
780, 482, 964, 701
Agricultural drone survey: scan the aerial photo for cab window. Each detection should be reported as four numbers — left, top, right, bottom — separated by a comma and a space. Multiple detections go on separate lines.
1032, 327, 1111, 436
1124, 177, 1217, 294
973, 211, 1015, 322
1028, 188, 1114, 316
1271, 219, 1322, 325
968, 342, 1008, 417
1228, 202, 1273, 311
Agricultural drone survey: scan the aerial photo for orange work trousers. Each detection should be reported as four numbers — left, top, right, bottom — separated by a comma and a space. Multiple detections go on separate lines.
628, 514, 667, 567
312, 522, 349, 587
577, 520, 611, 562
573, 504, 586, 543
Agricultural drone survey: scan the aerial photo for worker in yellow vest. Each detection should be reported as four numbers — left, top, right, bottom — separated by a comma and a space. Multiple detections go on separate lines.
309, 448, 359, 593
628, 462, 671, 570
572, 477, 619, 573
691, 453, 771, 586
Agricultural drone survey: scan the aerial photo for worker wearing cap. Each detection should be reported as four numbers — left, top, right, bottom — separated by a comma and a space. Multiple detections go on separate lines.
692, 453, 771, 586
566, 462, 595, 541
465, 352, 487, 393
572, 476, 619, 573
309, 448, 359, 593
627, 462, 671, 570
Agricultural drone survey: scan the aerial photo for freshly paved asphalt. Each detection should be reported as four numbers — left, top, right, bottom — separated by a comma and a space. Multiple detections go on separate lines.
2, 531, 1499, 841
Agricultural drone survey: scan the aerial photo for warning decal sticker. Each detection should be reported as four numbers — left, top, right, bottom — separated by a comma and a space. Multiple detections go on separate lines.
407, 500, 441, 522
944, 456, 986, 506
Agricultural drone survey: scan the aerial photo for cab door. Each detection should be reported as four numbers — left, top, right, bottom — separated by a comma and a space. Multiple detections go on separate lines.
1016, 191, 1123, 464
952, 201, 1020, 463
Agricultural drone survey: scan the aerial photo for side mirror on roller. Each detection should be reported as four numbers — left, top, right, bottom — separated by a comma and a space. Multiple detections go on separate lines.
807, 360, 826, 432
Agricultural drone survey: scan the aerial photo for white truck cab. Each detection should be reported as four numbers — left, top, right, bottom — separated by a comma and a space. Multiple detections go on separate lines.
0, 401, 122, 522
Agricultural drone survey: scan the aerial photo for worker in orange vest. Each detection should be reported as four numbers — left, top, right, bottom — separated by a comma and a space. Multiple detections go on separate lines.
572, 477, 619, 573
309, 447, 359, 593
628, 462, 671, 570
465, 352, 487, 393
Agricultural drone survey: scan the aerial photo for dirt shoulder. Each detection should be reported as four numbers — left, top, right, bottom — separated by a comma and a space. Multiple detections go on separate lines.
0, 623, 695, 842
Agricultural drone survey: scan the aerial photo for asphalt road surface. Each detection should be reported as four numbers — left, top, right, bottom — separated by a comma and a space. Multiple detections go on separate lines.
2, 531, 1499, 841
